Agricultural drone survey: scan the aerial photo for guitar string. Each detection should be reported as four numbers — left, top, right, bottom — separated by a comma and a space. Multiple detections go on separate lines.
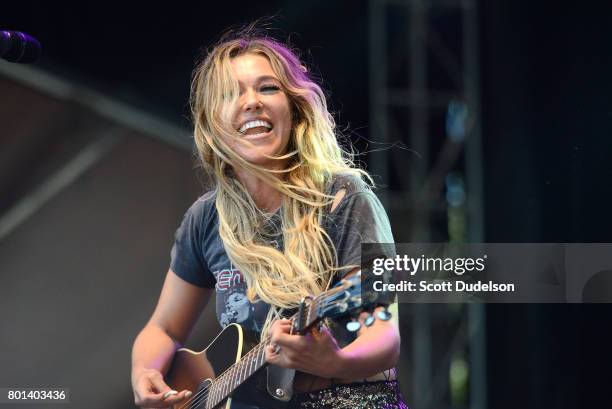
193, 283, 348, 396
178, 301, 349, 409
176, 318, 284, 409
177, 341, 267, 409
178, 282, 357, 409
177, 326, 289, 409
178, 284, 355, 409
176, 282, 355, 409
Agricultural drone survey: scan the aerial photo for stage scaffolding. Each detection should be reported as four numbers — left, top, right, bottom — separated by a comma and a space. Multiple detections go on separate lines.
368, 1, 486, 408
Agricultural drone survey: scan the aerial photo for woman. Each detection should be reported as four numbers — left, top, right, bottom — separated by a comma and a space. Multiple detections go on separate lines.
131, 27, 407, 409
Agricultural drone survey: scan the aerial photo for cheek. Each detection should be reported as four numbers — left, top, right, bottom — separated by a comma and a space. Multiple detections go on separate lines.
218, 135, 238, 153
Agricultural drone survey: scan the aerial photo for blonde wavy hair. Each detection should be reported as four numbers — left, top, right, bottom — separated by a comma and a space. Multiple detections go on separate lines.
190, 29, 369, 334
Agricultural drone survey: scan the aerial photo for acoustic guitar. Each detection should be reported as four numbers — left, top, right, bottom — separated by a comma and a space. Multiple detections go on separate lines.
166, 272, 381, 409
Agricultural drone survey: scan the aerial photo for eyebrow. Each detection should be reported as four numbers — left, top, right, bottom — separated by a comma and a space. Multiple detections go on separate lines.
237, 75, 280, 86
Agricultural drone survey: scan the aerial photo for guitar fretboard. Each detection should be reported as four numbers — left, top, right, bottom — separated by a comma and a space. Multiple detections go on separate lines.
204, 334, 266, 408
203, 285, 345, 408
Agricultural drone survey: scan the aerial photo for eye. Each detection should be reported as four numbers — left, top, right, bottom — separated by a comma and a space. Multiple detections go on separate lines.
260, 84, 280, 93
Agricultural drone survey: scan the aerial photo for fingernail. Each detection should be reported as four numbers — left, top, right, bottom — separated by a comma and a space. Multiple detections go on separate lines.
185, 391, 193, 398
163, 390, 178, 399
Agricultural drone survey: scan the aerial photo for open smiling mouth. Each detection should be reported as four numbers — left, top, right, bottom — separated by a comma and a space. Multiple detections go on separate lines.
238, 119, 273, 138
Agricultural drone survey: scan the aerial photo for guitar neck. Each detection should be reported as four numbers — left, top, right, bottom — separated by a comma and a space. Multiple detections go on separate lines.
205, 341, 267, 408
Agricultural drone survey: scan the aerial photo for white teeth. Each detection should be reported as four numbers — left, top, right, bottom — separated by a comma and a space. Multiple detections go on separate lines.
239, 119, 272, 134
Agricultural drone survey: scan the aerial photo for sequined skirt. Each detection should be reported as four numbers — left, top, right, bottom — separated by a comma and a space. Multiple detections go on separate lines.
287, 380, 409, 409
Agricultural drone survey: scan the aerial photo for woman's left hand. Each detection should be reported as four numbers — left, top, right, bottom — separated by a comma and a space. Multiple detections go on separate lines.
264, 318, 349, 379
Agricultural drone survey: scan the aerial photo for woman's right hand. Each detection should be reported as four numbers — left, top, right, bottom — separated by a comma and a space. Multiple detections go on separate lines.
132, 368, 192, 409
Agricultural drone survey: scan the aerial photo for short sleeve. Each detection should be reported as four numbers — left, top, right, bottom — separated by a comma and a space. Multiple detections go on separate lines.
170, 203, 216, 288
329, 191, 395, 278
326, 190, 396, 345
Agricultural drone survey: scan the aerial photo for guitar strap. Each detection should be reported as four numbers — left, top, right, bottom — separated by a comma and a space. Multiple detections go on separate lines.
266, 365, 295, 402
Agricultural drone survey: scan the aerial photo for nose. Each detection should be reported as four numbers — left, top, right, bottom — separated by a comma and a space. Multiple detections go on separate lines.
242, 89, 262, 112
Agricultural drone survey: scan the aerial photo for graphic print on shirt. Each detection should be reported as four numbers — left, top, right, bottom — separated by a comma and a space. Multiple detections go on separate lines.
219, 290, 253, 328
215, 267, 244, 292
213, 265, 264, 332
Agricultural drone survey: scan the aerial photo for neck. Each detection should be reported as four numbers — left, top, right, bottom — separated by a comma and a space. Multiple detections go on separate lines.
233, 167, 283, 213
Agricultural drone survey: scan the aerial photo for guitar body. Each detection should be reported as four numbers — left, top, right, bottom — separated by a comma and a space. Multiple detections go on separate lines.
165, 273, 370, 409
166, 323, 286, 409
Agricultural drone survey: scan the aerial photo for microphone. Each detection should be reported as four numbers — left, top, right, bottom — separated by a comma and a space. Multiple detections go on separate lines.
0, 31, 42, 63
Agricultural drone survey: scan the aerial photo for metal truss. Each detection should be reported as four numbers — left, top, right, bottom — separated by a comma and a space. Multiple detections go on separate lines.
368, 1, 485, 408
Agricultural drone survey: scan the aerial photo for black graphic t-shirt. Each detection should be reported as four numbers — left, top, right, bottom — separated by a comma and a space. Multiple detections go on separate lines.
169, 174, 394, 341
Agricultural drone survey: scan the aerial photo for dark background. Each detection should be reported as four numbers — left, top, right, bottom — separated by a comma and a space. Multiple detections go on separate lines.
1, 1, 612, 408
480, 3, 612, 407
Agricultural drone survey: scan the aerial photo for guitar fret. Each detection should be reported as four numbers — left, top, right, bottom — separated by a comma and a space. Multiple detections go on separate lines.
206, 382, 212, 409
212, 377, 219, 408
226, 370, 232, 398
209, 381, 214, 408
246, 350, 252, 379
218, 373, 225, 405
213, 376, 219, 406
238, 357, 244, 383
247, 351, 253, 377
240, 353, 247, 382
248, 348, 255, 377
228, 362, 235, 393
232, 359, 239, 388
236, 357, 242, 386
260, 343, 265, 368
224, 368, 230, 400
240, 354, 247, 383
253, 346, 259, 370
207, 381, 215, 409
254, 345, 258, 368
258, 344, 265, 367
227, 368, 232, 394
222, 374, 227, 403
223, 370, 229, 401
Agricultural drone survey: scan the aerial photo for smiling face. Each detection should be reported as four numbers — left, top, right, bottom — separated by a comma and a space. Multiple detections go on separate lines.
227, 53, 293, 168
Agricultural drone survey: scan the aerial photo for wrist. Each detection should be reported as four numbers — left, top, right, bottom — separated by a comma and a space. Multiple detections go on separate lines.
131, 366, 152, 385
